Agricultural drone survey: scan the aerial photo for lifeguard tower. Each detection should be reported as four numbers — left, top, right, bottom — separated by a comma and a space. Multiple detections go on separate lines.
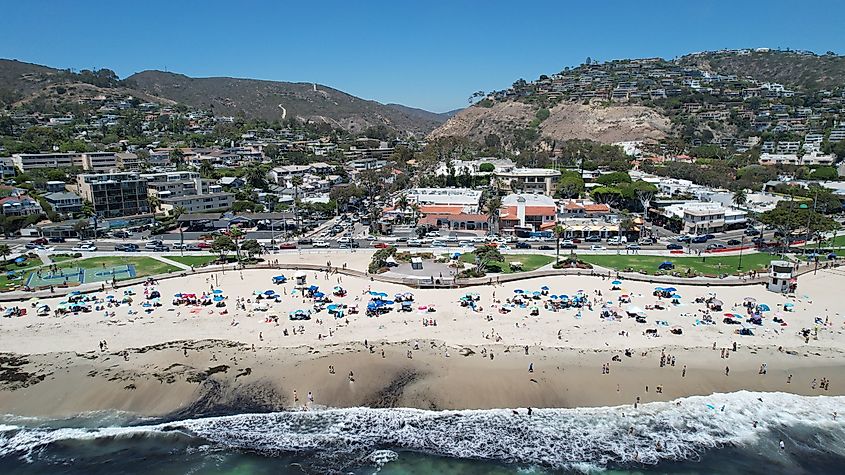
768, 260, 797, 293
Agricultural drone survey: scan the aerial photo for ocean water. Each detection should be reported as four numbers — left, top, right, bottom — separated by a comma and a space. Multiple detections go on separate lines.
1, 391, 844, 474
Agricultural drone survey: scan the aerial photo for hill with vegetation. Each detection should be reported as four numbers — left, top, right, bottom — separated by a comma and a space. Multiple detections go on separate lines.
0, 59, 449, 136
126, 70, 447, 136
678, 49, 845, 90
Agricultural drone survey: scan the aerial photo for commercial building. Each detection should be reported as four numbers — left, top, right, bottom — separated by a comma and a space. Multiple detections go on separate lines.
655, 202, 747, 235
142, 170, 233, 214
404, 188, 483, 213
76, 172, 150, 218
494, 168, 560, 195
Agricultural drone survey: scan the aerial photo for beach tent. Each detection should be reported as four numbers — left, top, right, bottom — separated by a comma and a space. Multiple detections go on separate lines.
295, 271, 307, 285
272, 275, 287, 284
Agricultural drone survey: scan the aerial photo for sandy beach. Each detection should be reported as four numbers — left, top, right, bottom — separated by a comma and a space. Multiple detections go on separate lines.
2, 264, 844, 417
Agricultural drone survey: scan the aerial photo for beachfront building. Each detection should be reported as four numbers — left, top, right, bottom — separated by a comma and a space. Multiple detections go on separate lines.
499, 193, 558, 234
0, 195, 42, 216
142, 170, 233, 215
44, 191, 83, 216
76, 172, 150, 218
494, 167, 560, 196
652, 201, 747, 234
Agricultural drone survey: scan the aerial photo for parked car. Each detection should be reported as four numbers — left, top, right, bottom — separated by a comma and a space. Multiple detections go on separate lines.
425, 230, 441, 238
372, 242, 389, 249
638, 237, 654, 245
704, 234, 715, 240
114, 243, 139, 252
145, 240, 164, 250
48, 236, 66, 243
727, 239, 742, 246
32, 237, 48, 245
297, 238, 313, 245
607, 236, 622, 244
72, 244, 97, 252
691, 235, 709, 244
560, 242, 577, 249
584, 235, 602, 242
197, 242, 212, 249
430, 240, 447, 247
279, 241, 297, 249
625, 243, 641, 250
666, 243, 683, 250
515, 242, 532, 249
112, 231, 130, 238
561, 240, 574, 246
312, 240, 330, 248
539, 244, 554, 250
590, 245, 606, 251
744, 228, 760, 236
184, 244, 202, 251
677, 235, 692, 242
706, 243, 726, 250
150, 245, 170, 252
407, 239, 422, 247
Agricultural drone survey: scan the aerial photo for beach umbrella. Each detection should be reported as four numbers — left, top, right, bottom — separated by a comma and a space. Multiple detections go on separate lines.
743, 297, 756, 303
758, 304, 771, 312
213, 295, 225, 302
418, 305, 428, 311
550, 295, 558, 299
212, 289, 223, 294
314, 291, 325, 298
514, 289, 524, 294
611, 280, 622, 285
663, 287, 677, 292
541, 285, 550, 291
69, 291, 81, 296
264, 290, 276, 296
671, 294, 681, 299
710, 299, 723, 306
784, 303, 794, 308
654, 287, 665, 291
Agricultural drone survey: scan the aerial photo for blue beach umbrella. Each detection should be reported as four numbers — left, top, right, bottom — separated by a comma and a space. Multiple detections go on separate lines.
671, 294, 682, 299
541, 285, 550, 291
213, 295, 225, 302
611, 280, 622, 285
758, 304, 771, 312
212, 289, 223, 294
264, 290, 276, 296
514, 289, 524, 294
664, 287, 677, 293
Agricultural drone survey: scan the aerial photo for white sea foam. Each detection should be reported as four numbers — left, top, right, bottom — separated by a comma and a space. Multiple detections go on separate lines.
2, 391, 844, 471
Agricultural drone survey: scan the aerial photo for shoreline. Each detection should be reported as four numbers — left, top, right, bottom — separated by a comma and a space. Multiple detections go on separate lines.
2, 340, 842, 419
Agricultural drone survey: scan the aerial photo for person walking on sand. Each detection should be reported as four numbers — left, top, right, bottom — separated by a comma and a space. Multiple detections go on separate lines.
528, 363, 534, 373
725, 366, 730, 376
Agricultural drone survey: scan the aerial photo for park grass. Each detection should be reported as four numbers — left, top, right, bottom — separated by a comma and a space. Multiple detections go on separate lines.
580, 252, 777, 276
166, 255, 218, 267
0, 255, 44, 292
459, 253, 555, 273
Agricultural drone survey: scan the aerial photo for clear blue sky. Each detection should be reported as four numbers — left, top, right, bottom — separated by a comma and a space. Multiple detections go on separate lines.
2, 0, 844, 113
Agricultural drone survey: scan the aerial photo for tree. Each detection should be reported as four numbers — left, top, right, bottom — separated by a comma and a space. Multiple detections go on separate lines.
595, 171, 632, 186
555, 171, 585, 199
80, 200, 95, 218
228, 226, 245, 260
484, 190, 502, 235
629, 180, 658, 218
732, 189, 747, 208
291, 175, 304, 231
263, 144, 281, 161
395, 195, 409, 224
474, 245, 504, 273
760, 203, 839, 247
478, 162, 496, 173
211, 235, 236, 261
244, 164, 268, 189
553, 224, 565, 264
0, 244, 10, 263
169, 149, 185, 168
240, 239, 262, 259
73, 220, 90, 240
199, 160, 215, 179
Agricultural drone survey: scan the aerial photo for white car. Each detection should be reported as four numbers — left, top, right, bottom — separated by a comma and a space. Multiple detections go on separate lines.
426, 231, 441, 238
430, 240, 446, 247
313, 240, 330, 248
337, 236, 353, 244
407, 239, 422, 247
365, 235, 377, 241
72, 244, 97, 252
590, 245, 606, 251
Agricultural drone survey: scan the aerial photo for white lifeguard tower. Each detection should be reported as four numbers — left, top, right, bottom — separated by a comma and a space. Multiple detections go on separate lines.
295, 270, 307, 286
768, 260, 797, 293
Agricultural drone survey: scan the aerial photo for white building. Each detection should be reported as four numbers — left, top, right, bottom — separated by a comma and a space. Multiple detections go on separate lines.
494, 167, 560, 195
404, 188, 483, 213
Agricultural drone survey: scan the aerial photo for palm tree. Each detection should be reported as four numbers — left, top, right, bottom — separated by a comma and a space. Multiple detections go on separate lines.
291, 175, 303, 232
148, 195, 161, 213
73, 220, 90, 240
0, 244, 10, 263
553, 224, 565, 264
172, 205, 187, 219
228, 226, 245, 260
732, 189, 747, 209
199, 160, 215, 179
396, 195, 409, 224
484, 193, 502, 235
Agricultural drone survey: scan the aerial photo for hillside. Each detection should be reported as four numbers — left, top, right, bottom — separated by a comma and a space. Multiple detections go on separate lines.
429, 101, 670, 144
677, 50, 845, 90
127, 70, 447, 136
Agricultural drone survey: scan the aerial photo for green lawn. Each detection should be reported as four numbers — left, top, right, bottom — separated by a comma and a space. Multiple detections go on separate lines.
459, 252, 555, 273
811, 235, 845, 249
28, 256, 180, 285
0, 255, 44, 291
580, 252, 777, 276
166, 255, 218, 267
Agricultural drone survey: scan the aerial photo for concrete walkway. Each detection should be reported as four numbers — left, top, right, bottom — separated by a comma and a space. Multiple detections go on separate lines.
151, 255, 192, 271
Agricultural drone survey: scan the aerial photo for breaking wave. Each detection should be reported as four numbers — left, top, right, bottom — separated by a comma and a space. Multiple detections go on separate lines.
2, 391, 844, 473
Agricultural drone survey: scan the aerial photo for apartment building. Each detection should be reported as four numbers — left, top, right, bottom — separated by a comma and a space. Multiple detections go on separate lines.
142, 170, 233, 214
12, 152, 83, 170
494, 168, 560, 196
76, 172, 150, 218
